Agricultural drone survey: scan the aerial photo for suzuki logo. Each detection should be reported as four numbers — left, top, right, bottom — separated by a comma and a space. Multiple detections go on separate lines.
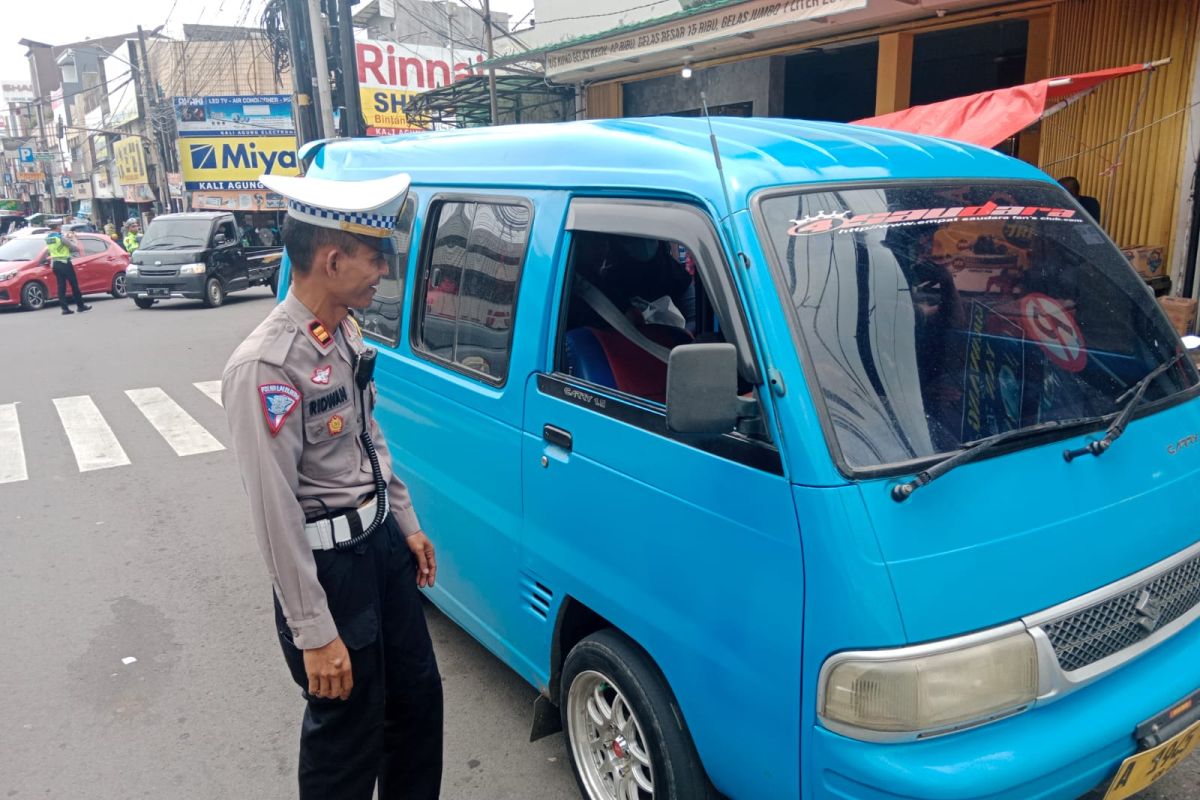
189, 143, 216, 170
1135, 588, 1164, 634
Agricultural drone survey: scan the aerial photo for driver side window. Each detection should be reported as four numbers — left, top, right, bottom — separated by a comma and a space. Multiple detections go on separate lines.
214, 221, 236, 246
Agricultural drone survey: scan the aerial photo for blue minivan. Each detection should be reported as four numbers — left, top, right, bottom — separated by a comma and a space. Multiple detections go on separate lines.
278, 118, 1200, 800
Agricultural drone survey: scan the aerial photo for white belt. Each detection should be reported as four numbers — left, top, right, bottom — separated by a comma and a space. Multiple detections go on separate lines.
304, 494, 389, 550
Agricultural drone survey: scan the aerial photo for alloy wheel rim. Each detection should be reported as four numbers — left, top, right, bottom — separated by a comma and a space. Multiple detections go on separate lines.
114, 274, 126, 296
567, 669, 654, 800
209, 282, 220, 303
28, 285, 45, 308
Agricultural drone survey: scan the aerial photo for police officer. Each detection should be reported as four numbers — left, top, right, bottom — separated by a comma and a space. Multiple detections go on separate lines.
222, 172, 442, 800
45, 220, 91, 315
123, 222, 140, 253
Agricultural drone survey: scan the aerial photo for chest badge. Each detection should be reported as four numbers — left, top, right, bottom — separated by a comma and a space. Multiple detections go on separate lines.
311, 365, 332, 385
308, 320, 333, 348
327, 414, 345, 435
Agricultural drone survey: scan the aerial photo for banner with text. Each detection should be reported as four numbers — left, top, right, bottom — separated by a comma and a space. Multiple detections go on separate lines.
174, 95, 295, 138
177, 135, 300, 191
546, 0, 867, 77
356, 40, 485, 135
114, 138, 149, 187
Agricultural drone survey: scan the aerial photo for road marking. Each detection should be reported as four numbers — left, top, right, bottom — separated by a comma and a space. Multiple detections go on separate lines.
53, 396, 132, 472
194, 381, 223, 406
126, 388, 225, 457
0, 403, 28, 484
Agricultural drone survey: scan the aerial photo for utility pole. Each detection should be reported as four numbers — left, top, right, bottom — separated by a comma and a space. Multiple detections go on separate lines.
137, 27, 173, 215
336, 0, 362, 137
285, 0, 320, 145
482, 0, 499, 126
307, 0, 337, 138
34, 101, 57, 214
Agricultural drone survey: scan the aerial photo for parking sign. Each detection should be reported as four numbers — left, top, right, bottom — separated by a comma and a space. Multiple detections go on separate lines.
18, 146, 33, 163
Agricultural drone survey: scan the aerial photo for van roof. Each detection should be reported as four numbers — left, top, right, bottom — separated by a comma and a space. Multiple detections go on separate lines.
307, 117, 1051, 209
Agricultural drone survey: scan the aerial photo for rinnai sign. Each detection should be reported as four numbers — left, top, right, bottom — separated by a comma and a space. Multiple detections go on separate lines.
356, 40, 485, 135
546, 0, 867, 76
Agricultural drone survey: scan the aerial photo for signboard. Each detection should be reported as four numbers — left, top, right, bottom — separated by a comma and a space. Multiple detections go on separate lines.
16, 170, 44, 181
18, 147, 33, 163
545, 0, 868, 77
34, 152, 55, 161
191, 190, 287, 212
114, 138, 149, 186
93, 171, 115, 199
355, 41, 484, 135
123, 183, 156, 204
167, 172, 183, 199
177, 135, 300, 190
0, 198, 22, 212
73, 180, 93, 200
61, 176, 73, 190
173, 95, 295, 137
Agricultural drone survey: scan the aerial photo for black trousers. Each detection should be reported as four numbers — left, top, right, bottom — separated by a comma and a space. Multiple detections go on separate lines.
51, 260, 85, 310
274, 516, 444, 800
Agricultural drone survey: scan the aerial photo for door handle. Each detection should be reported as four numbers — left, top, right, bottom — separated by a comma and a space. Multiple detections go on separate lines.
543, 424, 573, 452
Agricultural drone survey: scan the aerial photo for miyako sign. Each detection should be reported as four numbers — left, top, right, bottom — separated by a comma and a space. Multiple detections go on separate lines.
356, 40, 485, 135
178, 136, 299, 190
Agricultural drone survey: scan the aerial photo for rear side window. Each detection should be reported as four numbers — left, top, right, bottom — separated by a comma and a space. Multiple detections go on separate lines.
360, 197, 417, 347
81, 237, 108, 256
412, 200, 531, 384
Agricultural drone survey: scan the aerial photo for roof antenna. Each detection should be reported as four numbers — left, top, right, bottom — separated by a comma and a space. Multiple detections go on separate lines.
699, 91, 748, 261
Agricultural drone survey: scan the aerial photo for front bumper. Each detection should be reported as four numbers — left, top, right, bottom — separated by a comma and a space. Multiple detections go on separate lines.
809, 614, 1200, 799
127, 273, 205, 300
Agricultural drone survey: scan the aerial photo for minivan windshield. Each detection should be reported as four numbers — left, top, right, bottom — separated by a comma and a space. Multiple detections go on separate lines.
140, 218, 212, 250
758, 181, 1198, 472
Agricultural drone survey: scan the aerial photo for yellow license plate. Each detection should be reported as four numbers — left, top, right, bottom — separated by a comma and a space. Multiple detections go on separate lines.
1104, 719, 1200, 800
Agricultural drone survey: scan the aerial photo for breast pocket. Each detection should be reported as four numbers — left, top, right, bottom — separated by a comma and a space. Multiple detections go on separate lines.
300, 390, 357, 479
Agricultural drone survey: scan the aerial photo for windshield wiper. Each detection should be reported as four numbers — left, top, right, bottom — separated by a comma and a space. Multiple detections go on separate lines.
1063, 352, 1187, 463
892, 418, 1093, 502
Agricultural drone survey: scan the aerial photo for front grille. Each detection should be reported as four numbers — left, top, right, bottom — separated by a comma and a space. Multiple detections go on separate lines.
1041, 552, 1200, 672
139, 268, 178, 277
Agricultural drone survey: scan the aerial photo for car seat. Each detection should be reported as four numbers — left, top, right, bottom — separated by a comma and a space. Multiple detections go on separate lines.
563, 324, 693, 404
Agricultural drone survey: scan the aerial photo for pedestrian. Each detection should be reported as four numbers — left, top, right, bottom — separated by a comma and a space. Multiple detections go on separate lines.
1057, 176, 1102, 225
123, 222, 140, 254
45, 220, 91, 315
221, 171, 442, 800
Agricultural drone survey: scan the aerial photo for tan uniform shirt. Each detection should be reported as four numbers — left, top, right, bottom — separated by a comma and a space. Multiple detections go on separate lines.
222, 292, 421, 649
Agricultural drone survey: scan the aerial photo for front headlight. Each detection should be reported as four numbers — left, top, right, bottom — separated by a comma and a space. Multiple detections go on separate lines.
820, 626, 1038, 740
179, 263, 207, 275
126, 264, 139, 276
0, 269, 17, 282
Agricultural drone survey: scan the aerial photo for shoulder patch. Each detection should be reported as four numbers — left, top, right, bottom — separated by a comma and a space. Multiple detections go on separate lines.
308, 320, 333, 348
259, 383, 301, 436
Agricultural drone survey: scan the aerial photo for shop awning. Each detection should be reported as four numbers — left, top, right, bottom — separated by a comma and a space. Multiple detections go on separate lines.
854, 59, 1171, 147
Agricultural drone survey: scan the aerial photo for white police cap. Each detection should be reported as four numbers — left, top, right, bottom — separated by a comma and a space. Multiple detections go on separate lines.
259, 172, 411, 242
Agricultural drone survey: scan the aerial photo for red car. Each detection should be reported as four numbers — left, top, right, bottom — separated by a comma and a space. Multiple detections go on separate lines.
0, 233, 130, 311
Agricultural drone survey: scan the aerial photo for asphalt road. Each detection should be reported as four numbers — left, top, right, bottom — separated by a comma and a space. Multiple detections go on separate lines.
1, 291, 1196, 800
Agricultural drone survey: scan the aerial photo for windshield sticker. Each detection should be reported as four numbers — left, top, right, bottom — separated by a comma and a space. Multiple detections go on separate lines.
1019, 293, 1088, 372
788, 202, 1079, 236
958, 301, 1027, 442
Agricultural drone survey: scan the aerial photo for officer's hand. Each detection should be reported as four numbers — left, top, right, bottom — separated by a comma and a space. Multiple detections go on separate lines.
407, 531, 437, 589
303, 636, 353, 701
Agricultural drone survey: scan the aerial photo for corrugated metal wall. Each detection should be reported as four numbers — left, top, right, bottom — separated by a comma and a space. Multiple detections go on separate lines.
1039, 0, 1199, 257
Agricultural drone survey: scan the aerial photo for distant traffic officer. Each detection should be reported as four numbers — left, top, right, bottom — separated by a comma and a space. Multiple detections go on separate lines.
222, 172, 442, 800
45, 220, 90, 315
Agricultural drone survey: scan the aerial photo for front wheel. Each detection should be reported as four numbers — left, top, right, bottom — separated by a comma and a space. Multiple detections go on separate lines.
268, 269, 279, 295
561, 630, 715, 800
20, 281, 48, 310
202, 277, 225, 308
133, 297, 155, 309
110, 272, 127, 298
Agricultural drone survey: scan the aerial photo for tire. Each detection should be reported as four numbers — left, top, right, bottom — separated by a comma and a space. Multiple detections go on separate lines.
110, 271, 127, 298
133, 297, 155, 309
561, 630, 715, 800
20, 281, 48, 311
202, 277, 225, 308
268, 269, 279, 295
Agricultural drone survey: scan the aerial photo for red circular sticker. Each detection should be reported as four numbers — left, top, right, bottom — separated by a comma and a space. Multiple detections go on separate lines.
1020, 293, 1088, 372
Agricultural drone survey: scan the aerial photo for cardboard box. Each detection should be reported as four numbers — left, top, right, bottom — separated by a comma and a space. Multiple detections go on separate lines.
1158, 296, 1198, 336
1122, 244, 1166, 278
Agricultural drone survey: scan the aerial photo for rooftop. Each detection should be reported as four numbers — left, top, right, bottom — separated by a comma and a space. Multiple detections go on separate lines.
306, 116, 1051, 209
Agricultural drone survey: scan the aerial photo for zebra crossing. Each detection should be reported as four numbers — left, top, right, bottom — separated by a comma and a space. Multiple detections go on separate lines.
0, 381, 227, 485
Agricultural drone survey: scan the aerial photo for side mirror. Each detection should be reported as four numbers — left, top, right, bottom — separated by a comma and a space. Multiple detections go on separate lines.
213, 233, 228, 247
666, 343, 740, 434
